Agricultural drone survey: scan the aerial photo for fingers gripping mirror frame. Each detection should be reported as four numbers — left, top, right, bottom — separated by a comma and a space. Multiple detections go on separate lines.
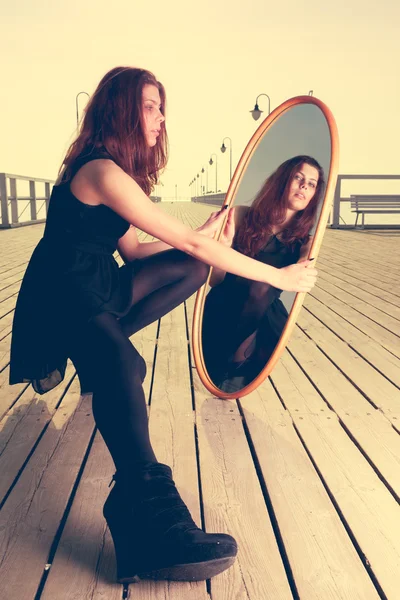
192, 95, 340, 400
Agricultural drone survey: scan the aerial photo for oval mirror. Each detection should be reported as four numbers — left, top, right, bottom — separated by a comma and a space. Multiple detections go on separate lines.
192, 95, 339, 399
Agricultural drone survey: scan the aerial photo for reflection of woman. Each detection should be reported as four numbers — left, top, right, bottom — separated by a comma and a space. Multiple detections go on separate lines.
9, 67, 317, 584
202, 155, 325, 391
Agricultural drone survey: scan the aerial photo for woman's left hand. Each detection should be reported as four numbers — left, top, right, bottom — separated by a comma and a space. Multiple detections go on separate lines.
219, 206, 236, 247
196, 205, 230, 238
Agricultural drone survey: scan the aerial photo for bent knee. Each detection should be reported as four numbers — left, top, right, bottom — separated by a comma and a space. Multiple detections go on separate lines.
187, 257, 210, 286
137, 353, 147, 383
248, 281, 273, 301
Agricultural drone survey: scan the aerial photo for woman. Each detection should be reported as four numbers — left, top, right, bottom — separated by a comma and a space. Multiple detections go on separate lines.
202, 156, 324, 391
9, 67, 317, 583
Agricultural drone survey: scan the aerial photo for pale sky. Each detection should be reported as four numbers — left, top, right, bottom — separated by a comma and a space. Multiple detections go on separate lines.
1, 0, 399, 202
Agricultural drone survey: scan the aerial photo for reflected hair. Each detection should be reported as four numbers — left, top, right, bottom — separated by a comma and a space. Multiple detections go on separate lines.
234, 155, 325, 257
59, 66, 168, 196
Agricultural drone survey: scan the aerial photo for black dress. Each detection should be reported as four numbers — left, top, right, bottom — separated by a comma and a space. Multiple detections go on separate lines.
9, 150, 136, 395
201, 233, 302, 387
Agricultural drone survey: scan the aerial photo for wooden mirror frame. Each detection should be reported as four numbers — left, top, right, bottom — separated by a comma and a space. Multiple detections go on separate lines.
192, 95, 340, 399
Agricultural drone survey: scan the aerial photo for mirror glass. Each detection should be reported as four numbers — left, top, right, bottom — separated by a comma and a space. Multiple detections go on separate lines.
200, 102, 332, 394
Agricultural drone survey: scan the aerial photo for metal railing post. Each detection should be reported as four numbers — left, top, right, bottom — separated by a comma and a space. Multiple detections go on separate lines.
45, 182, 51, 215
332, 176, 341, 228
29, 180, 37, 221
0, 173, 9, 227
10, 178, 18, 224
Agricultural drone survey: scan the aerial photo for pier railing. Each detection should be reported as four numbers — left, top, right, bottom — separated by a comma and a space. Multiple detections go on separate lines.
0, 173, 163, 228
191, 193, 226, 206
0, 173, 53, 229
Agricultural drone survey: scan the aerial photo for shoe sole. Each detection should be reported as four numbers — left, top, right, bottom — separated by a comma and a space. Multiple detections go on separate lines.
118, 555, 237, 582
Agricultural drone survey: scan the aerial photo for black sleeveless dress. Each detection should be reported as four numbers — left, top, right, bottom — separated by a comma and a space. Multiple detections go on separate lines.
201, 234, 302, 386
9, 150, 137, 395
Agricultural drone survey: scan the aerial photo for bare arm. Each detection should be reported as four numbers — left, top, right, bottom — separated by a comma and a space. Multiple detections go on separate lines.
209, 205, 249, 287
118, 206, 231, 263
77, 160, 316, 292
117, 226, 173, 263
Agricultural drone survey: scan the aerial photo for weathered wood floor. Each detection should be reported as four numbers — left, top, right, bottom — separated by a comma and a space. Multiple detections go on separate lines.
0, 202, 399, 600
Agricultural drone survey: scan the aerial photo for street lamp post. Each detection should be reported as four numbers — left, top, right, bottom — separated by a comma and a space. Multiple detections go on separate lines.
209, 154, 218, 193
76, 91, 90, 129
308, 90, 314, 96
220, 137, 233, 181
202, 167, 209, 193
250, 93, 271, 120
196, 173, 200, 197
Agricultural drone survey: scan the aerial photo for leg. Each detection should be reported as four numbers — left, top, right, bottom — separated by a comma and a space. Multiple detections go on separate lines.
231, 330, 258, 362
119, 249, 209, 337
68, 311, 237, 582
68, 312, 157, 471
228, 280, 277, 361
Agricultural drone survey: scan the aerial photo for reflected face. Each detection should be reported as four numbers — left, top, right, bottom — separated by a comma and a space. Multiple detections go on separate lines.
142, 84, 165, 147
287, 162, 319, 211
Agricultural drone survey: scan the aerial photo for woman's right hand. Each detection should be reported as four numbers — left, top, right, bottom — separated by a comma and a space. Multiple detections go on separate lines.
277, 260, 317, 293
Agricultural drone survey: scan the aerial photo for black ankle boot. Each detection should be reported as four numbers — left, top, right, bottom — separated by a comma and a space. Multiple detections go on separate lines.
103, 462, 238, 582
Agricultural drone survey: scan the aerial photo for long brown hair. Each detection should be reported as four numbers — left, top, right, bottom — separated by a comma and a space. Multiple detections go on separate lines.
234, 155, 325, 257
59, 66, 168, 196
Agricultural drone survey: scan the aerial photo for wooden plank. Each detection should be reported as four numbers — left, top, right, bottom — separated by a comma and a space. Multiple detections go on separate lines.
0, 260, 29, 277
316, 258, 400, 306
317, 270, 400, 321
0, 311, 13, 340
309, 286, 400, 359
39, 433, 122, 600
296, 310, 400, 416
0, 333, 10, 370
272, 348, 400, 501
320, 233, 400, 263
0, 280, 21, 303
293, 413, 400, 600
0, 362, 76, 504
319, 246, 400, 288
0, 379, 96, 599
0, 266, 25, 289
314, 279, 400, 336
303, 295, 400, 388
239, 380, 381, 599
0, 366, 29, 420
194, 372, 293, 600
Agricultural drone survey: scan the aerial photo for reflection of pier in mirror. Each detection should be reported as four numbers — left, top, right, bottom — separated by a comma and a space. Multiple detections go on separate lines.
200, 101, 334, 396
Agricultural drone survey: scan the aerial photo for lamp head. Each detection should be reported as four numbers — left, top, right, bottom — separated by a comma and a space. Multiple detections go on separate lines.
251, 103, 262, 120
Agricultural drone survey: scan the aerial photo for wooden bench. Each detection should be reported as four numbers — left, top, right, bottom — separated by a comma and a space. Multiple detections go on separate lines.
350, 194, 400, 227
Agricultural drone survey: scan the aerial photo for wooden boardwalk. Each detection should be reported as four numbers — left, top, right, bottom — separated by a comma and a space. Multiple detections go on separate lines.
0, 202, 399, 600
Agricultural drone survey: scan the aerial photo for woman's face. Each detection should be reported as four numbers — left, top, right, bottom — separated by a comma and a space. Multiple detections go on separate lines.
142, 84, 165, 147
287, 162, 319, 211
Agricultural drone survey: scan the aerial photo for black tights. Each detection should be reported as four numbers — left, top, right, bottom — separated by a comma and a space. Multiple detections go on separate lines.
67, 249, 209, 473
228, 280, 278, 362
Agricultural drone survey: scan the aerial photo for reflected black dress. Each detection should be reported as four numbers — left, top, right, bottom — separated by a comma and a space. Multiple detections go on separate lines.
9, 150, 136, 395
201, 234, 302, 386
